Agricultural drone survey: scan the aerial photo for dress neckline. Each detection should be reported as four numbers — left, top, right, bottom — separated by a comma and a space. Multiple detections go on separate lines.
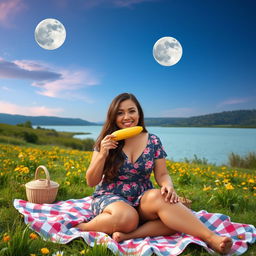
122, 133, 150, 165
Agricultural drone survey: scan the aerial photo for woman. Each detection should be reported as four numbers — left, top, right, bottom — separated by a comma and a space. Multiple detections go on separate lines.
76, 93, 232, 254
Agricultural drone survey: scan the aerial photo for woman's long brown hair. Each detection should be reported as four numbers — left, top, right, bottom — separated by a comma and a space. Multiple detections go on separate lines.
94, 93, 147, 182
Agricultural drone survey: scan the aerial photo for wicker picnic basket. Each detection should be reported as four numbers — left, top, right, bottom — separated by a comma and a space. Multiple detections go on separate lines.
25, 165, 59, 204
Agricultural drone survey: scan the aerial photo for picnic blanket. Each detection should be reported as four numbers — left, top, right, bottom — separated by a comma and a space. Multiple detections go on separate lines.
13, 196, 256, 256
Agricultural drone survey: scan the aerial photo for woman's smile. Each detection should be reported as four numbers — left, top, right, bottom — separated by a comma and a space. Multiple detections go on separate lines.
116, 99, 140, 129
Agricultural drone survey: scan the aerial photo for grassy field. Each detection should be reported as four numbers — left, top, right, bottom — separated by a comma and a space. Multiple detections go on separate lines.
0, 123, 94, 151
0, 143, 255, 256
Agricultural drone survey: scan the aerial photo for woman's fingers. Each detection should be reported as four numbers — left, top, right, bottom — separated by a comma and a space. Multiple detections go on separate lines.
161, 186, 179, 204
101, 135, 118, 151
170, 191, 179, 203
161, 186, 172, 202
160, 186, 166, 196
165, 189, 173, 202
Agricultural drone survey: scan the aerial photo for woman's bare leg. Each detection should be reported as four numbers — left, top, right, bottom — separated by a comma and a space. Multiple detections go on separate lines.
137, 189, 232, 254
75, 201, 139, 234
112, 219, 176, 242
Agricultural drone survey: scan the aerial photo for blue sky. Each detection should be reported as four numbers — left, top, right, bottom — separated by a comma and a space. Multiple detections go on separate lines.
0, 0, 255, 122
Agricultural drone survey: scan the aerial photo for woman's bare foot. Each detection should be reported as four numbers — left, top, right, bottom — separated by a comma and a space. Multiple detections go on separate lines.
207, 234, 233, 254
75, 222, 87, 231
112, 232, 130, 243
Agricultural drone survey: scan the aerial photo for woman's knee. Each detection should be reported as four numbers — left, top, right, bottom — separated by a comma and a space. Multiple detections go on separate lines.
143, 189, 163, 205
116, 209, 139, 232
104, 201, 139, 233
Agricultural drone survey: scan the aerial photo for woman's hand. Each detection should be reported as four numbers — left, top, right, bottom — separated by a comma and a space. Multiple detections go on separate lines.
99, 135, 118, 157
160, 186, 179, 204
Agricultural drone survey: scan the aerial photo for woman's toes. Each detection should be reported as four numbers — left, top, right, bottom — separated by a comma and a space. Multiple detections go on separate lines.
75, 223, 87, 231
112, 232, 126, 242
219, 237, 233, 254
208, 235, 232, 254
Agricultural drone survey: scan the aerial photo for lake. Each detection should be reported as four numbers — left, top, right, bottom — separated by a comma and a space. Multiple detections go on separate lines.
37, 125, 256, 166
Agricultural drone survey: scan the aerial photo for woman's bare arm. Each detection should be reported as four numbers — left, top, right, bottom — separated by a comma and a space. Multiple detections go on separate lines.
86, 135, 118, 187
154, 158, 179, 203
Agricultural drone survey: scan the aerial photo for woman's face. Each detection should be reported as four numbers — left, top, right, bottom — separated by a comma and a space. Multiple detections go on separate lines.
116, 99, 140, 129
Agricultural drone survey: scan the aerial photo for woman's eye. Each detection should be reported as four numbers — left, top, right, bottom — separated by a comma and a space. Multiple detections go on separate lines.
129, 110, 136, 113
117, 112, 123, 115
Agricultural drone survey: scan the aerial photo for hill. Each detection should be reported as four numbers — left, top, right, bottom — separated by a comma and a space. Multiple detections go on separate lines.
0, 123, 94, 150
0, 110, 256, 127
0, 113, 97, 126
145, 110, 256, 127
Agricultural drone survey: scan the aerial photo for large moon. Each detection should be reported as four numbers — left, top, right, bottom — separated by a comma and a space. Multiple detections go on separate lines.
153, 37, 183, 66
35, 18, 66, 50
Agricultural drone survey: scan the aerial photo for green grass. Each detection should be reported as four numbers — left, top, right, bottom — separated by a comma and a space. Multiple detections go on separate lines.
229, 152, 256, 169
0, 123, 94, 151
0, 143, 255, 256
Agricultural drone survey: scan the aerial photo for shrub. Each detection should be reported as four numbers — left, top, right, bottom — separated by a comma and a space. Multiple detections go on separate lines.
184, 154, 209, 165
16, 121, 32, 128
228, 152, 256, 169
22, 131, 38, 143
81, 138, 94, 151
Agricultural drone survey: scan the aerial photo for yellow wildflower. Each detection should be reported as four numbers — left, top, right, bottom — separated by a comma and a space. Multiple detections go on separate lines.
248, 178, 255, 183
203, 186, 212, 191
18, 152, 24, 158
225, 183, 234, 190
3, 234, 10, 242
41, 248, 50, 254
80, 249, 89, 254
29, 233, 38, 240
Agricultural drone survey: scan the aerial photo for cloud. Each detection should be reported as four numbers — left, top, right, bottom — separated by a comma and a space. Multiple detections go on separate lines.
0, 0, 26, 27
160, 108, 197, 117
0, 100, 63, 116
13, 60, 50, 71
217, 97, 251, 108
0, 86, 13, 92
113, 0, 158, 7
82, 0, 159, 8
0, 58, 100, 101
33, 68, 99, 99
0, 58, 61, 81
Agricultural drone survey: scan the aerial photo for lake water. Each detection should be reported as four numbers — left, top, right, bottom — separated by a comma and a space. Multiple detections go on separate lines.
38, 125, 256, 166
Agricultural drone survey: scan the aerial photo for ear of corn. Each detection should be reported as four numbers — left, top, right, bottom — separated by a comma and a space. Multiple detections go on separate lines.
111, 126, 143, 141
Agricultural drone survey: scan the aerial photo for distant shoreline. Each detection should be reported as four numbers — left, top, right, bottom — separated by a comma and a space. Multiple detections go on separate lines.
1, 109, 256, 128
36, 124, 256, 129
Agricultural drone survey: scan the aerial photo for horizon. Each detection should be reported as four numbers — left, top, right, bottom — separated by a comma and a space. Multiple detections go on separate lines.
1, 108, 255, 124
0, 0, 256, 122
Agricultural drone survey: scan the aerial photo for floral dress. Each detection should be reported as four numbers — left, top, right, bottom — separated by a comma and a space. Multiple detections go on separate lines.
90, 133, 167, 216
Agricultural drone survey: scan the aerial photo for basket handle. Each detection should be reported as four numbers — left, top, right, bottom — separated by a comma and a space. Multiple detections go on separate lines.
35, 165, 50, 187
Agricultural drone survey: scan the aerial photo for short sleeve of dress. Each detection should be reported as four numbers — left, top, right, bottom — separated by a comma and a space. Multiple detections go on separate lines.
151, 134, 167, 159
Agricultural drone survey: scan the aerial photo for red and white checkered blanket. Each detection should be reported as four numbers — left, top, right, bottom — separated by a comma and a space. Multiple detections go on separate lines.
13, 196, 256, 256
